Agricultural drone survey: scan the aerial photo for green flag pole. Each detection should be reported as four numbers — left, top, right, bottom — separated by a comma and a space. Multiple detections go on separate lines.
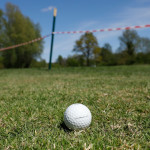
49, 8, 57, 70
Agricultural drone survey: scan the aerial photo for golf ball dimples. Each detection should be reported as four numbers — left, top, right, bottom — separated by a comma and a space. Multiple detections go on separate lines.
64, 103, 92, 130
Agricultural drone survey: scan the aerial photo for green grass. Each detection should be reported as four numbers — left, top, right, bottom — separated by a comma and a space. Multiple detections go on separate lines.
0, 65, 150, 149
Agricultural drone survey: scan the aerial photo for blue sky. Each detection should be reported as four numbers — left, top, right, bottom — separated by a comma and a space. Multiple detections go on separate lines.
1, 0, 150, 62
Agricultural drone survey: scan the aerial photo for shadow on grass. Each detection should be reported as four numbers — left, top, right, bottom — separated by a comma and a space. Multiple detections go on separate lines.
59, 121, 72, 133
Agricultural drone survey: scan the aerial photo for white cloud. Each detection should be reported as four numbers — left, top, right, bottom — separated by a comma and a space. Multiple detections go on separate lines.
119, 7, 150, 25
77, 21, 98, 30
41, 6, 55, 12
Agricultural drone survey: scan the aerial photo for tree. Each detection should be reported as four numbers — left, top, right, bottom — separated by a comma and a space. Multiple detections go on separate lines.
30, 59, 47, 68
57, 55, 65, 66
73, 33, 100, 66
138, 37, 150, 53
1, 3, 43, 68
0, 10, 4, 42
93, 47, 102, 65
103, 43, 112, 52
136, 52, 150, 64
0, 9, 8, 48
118, 30, 140, 55
118, 30, 140, 65
66, 55, 80, 67
100, 43, 115, 65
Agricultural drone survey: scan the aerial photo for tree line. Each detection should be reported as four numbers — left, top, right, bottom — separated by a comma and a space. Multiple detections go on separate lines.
56, 30, 150, 67
0, 3, 45, 68
0, 3, 150, 69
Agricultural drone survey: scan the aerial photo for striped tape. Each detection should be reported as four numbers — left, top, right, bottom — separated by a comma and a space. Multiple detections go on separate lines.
0, 34, 51, 52
0, 24, 150, 52
53, 24, 150, 34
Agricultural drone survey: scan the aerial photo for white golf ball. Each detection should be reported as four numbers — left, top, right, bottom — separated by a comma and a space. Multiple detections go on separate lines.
64, 103, 92, 130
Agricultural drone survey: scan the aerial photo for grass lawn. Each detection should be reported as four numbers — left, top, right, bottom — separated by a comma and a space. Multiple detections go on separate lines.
0, 65, 150, 149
